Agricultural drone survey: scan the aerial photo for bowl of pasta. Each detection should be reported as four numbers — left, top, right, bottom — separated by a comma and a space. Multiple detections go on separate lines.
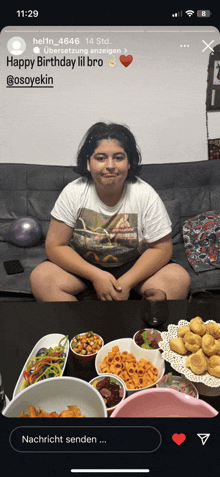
3, 376, 107, 417
95, 338, 165, 394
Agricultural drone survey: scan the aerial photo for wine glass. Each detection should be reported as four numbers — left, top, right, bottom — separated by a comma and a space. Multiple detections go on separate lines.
186, 289, 217, 321
0, 373, 5, 413
140, 288, 168, 327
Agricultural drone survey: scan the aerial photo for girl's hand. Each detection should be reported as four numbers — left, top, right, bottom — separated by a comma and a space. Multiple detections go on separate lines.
113, 276, 131, 300
91, 270, 122, 301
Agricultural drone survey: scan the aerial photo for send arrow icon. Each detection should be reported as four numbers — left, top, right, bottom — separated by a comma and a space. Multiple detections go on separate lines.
197, 434, 210, 445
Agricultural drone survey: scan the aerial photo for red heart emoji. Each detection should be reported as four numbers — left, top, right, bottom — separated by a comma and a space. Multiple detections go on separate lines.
172, 433, 186, 445
119, 55, 133, 67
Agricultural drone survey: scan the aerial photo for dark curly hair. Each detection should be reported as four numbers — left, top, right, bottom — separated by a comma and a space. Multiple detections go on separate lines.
74, 122, 142, 181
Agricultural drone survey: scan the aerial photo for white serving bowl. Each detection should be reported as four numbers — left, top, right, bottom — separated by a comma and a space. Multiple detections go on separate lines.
133, 328, 162, 351
89, 373, 127, 415
13, 333, 69, 399
3, 377, 107, 417
95, 338, 165, 395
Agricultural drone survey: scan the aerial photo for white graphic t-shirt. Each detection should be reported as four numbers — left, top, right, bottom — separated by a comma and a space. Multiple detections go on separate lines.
51, 177, 172, 268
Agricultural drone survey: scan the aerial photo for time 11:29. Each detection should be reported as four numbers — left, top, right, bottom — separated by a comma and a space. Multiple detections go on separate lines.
17, 10, 39, 17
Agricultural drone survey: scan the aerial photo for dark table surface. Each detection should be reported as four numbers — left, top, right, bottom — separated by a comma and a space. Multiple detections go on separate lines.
0, 299, 220, 411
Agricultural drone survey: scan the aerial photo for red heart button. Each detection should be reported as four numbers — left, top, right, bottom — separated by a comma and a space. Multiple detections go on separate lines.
119, 55, 133, 67
172, 433, 186, 445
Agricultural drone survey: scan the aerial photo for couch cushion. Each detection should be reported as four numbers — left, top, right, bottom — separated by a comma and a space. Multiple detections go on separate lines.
27, 191, 60, 218
0, 164, 81, 241
163, 199, 182, 244
140, 160, 220, 221
172, 242, 220, 291
0, 242, 46, 294
0, 164, 27, 190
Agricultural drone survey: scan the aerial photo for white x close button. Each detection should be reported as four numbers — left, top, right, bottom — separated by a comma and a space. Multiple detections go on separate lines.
202, 40, 214, 52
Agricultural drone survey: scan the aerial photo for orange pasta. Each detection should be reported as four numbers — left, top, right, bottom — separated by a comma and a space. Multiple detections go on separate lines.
112, 346, 119, 353
107, 357, 114, 365
100, 347, 159, 390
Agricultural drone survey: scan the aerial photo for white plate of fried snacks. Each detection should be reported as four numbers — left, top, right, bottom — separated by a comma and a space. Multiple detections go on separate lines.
159, 318, 220, 392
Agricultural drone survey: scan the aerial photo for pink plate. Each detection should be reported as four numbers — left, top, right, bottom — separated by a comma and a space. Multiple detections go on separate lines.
110, 388, 218, 418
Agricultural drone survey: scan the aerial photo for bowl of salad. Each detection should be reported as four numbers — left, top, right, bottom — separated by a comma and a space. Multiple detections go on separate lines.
89, 374, 126, 415
70, 331, 104, 362
133, 328, 162, 351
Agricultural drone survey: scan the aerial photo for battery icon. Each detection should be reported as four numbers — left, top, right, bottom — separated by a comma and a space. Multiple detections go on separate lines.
197, 10, 212, 17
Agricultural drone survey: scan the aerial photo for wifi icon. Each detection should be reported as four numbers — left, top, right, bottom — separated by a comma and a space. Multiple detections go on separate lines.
185, 10, 194, 17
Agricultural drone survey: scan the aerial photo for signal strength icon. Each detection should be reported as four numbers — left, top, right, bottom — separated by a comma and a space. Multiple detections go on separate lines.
185, 10, 194, 17
172, 11, 183, 17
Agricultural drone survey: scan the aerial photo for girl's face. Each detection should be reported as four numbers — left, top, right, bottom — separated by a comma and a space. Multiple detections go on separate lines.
87, 139, 130, 192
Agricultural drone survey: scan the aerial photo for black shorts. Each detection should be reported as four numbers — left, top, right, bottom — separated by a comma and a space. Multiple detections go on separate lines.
80, 258, 140, 288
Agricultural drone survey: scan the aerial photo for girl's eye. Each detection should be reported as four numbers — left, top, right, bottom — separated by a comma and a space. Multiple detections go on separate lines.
94, 154, 125, 161
115, 155, 124, 160
95, 156, 105, 161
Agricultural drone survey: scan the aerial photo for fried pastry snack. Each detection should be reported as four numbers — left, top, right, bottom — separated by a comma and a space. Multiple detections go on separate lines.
205, 322, 220, 339
169, 337, 187, 355
183, 331, 202, 353
202, 333, 219, 357
177, 326, 190, 338
186, 348, 207, 375
207, 355, 220, 378
217, 339, 220, 356
190, 316, 206, 336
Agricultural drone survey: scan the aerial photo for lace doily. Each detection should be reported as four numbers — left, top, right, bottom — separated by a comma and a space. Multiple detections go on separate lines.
159, 320, 220, 388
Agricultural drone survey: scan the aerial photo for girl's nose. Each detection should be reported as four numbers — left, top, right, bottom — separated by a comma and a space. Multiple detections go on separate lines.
106, 157, 115, 169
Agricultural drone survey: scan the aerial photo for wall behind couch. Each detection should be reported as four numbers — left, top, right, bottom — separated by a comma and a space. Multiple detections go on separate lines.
1, 26, 220, 166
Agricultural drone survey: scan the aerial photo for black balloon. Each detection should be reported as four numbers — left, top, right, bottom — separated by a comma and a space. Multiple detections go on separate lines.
4, 216, 43, 247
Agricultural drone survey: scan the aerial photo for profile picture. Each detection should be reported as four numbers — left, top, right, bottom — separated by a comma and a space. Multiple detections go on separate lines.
7, 36, 26, 55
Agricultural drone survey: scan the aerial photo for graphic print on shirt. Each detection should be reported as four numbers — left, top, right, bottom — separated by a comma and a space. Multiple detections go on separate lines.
72, 208, 139, 266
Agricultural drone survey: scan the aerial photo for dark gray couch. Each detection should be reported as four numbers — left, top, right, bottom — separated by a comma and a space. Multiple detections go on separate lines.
1, 160, 220, 300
